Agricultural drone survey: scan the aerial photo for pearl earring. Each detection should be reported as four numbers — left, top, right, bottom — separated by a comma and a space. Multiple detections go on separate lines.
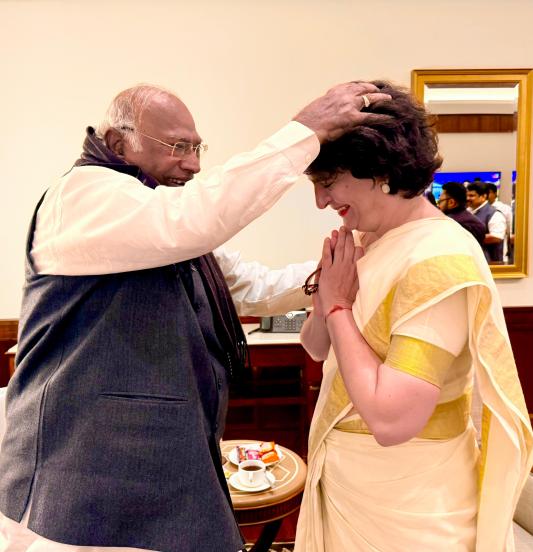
381, 183, 391, 194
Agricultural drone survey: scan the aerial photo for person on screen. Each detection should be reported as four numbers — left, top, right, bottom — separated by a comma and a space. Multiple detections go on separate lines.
0, 82, 391, 552
438, 181, 485, 245
466, 182, 506, 262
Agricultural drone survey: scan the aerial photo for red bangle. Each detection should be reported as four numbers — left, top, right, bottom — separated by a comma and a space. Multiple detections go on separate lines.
325, 304, 352, 322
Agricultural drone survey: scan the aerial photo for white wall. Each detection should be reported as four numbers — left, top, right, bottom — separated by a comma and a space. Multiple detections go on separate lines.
1, 0, 533, 317
439, 133, 516, 203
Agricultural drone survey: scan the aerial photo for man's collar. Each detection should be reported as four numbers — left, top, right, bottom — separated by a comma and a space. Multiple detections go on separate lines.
470, 200, 488, 214
73, 127, 159, 189
445, 205, 467, 215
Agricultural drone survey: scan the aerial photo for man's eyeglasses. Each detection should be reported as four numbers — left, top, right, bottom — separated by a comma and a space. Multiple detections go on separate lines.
120, 126, 208, 158
437, 196, 449, 205
302, 268, 321, 296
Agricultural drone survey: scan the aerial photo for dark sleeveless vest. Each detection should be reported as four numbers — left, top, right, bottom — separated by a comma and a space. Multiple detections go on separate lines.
0, 194, 244, 551
445, 207, 486, 246
473, 202, 504, 263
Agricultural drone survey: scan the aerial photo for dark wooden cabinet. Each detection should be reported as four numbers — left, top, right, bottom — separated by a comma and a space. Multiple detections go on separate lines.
504, 307, 533, 421
223, 325, 323, 459
0, 320, 17, 388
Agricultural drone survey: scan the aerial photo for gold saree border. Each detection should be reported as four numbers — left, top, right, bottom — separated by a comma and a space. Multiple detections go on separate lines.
473, 285, 533, 496
335, 392, 472, 440
309, 254, 483, 458
479, 406, 492, 494
309, 253, 532, 466
308, 370, 350, 457
362, 254, 482, 359
305, 244, 532, 550
386, 334, 455, 387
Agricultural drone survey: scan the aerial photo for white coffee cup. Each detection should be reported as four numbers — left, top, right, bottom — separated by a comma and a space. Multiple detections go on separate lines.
237, 459, 267, 488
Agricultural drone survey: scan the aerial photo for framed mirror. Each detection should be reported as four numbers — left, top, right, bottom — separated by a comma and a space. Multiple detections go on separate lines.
411, 69, 532, 278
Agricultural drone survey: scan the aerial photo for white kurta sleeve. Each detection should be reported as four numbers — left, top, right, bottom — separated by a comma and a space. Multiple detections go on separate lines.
32, 122, 319, 275
487, 210, 506, 240
214, 246, 316, 316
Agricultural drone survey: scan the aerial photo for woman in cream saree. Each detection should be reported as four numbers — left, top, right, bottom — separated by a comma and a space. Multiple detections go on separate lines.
294, 83, 532, 552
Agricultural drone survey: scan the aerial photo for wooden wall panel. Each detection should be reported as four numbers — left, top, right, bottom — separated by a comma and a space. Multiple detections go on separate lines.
0, 320, 18, 387
435, 113, 517, 133
504, 307, 533, 415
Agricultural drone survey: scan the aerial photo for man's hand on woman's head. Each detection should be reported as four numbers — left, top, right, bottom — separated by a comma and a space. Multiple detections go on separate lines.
293, 82, 392, 143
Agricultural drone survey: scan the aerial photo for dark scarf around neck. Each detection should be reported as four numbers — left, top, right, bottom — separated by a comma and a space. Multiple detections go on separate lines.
74, 126, 249, 381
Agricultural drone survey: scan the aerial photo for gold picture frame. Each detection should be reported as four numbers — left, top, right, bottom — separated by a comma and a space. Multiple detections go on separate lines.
412, 69, 532, 278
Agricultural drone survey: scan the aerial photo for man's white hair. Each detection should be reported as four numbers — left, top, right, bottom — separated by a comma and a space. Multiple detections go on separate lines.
96, 84, 177, 152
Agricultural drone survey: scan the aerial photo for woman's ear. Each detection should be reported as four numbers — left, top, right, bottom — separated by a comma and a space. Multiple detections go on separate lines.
105, 129, 125, 158
374, 176, 391, 194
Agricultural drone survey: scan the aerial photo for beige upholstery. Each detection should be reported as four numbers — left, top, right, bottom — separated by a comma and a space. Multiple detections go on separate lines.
0, 387, 6, 443
514, 472, 533, 551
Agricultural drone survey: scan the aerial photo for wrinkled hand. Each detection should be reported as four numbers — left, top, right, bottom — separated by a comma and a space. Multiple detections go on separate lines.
317, 227, 364, 314
293, 82, 392, 143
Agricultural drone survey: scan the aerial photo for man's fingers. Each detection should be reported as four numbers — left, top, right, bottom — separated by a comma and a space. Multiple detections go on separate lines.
293, 80, 393, 143
362, 92, 392, 108
354, 246, 365, 262
326, 82, 378, 96
352, 82, 381, 94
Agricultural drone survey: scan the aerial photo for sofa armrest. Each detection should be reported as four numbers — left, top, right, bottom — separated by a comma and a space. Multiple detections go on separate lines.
514, 472, 533, 533
0, 387, 6, 442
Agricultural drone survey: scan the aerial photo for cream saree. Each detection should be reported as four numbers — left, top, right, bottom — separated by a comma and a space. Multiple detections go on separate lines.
294, 217, 533, 552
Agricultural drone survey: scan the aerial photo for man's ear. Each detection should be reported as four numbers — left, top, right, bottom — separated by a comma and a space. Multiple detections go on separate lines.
448, 198, 458, 209
105, 129, 126, 158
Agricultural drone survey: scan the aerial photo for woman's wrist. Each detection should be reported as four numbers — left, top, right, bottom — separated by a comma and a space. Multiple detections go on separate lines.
325, 304, 352, 322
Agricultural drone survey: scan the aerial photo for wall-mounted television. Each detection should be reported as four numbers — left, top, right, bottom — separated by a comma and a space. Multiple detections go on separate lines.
431, 171, 501, 201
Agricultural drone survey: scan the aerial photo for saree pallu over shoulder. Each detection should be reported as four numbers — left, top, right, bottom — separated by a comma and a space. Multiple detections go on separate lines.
296, 218, 532, 552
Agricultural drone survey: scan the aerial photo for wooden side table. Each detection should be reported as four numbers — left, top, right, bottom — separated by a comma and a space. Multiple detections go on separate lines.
221, 439, 307, 552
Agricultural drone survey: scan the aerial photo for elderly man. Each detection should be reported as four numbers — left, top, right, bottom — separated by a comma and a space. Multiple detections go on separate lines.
466, 181, 506, 263
0, 82, 388, 552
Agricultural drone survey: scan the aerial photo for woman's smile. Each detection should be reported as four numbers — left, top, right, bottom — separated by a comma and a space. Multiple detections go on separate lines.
337, 205, 350, 217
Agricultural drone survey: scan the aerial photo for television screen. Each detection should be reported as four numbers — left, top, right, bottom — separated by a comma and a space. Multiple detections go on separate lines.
431, 171, 501, 200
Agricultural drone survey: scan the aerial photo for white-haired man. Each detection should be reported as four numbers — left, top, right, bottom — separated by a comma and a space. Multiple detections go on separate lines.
0, 82, 389, 552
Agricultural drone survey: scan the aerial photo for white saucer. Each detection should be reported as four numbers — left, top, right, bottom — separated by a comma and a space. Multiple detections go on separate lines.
229, 471, 275, 492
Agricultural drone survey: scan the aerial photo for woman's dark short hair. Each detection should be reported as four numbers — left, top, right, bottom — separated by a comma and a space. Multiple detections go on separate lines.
306, 81, 443, 198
